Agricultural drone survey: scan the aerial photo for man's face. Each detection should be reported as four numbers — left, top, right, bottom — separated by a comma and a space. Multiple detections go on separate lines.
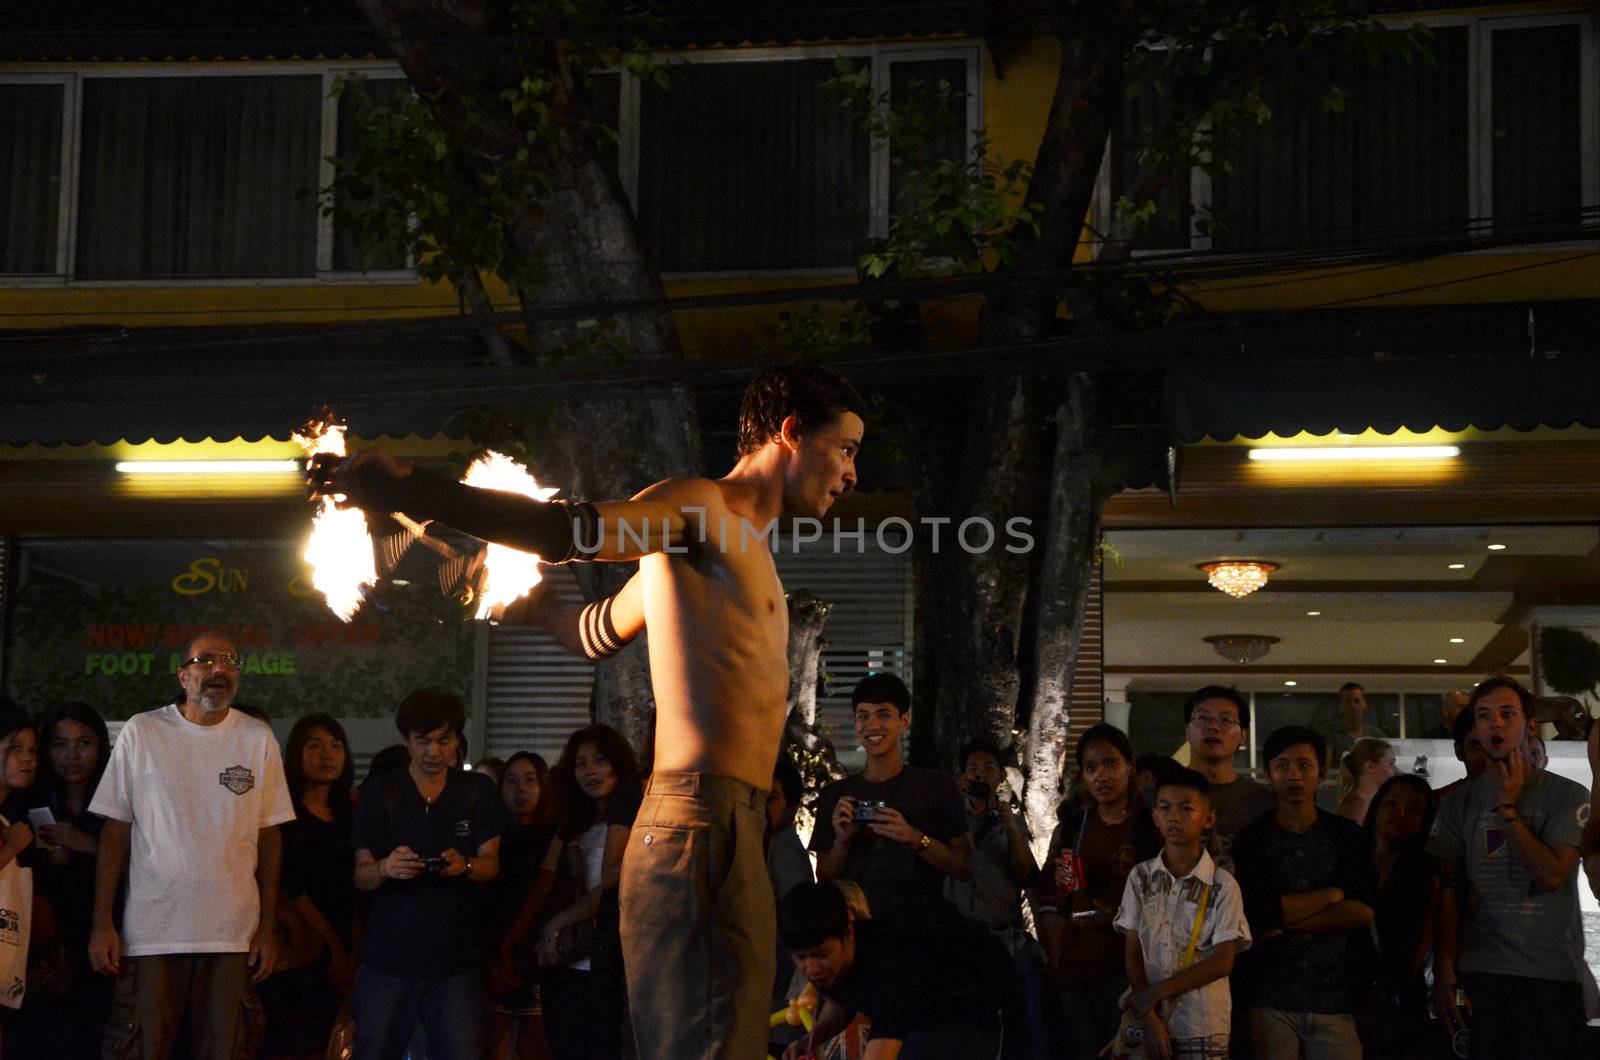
853, 700, 907, 761
1457, 735, 1489, 777
1152, 785, 1214, 848
1441, 691, 1468, 728
1267, 744, 1322, 805
1340, 687, 1367, 727
1472, 686, 1530, 761
963, 751, 1004, 803
792, 929, 854, 989
178, 635, 240, 714
781, 411, 862, 520
405, 725, 459, 777
1186, 697, 1245, 762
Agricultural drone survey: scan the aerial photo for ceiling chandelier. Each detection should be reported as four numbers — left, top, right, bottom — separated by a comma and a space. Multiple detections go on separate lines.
1199, 560, 1279, 598
1203, 633, 1280, 664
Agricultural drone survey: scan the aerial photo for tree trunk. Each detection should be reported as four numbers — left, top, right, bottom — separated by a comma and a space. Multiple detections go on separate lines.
356, 0, 704, 743
916, 373, 1044, 770
1020, 374, 1109, 857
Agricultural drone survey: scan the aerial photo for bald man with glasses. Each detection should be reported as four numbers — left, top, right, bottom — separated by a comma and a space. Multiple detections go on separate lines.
89, 630, 295, 1059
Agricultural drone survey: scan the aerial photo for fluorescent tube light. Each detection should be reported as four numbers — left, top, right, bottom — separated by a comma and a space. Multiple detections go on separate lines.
1247, 445, 1460, 463
115, 460, 301, 475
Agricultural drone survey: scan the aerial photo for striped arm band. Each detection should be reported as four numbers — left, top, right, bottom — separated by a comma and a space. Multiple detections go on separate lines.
579, 595, 633, 659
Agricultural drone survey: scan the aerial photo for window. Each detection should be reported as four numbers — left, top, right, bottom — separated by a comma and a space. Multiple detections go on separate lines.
1104, 15, 1594, 256
76, 76, 323, 280
1108, 66, 1193, 250
330, 74, 411, 273
637, 59, 870, 272
0, 81, 65, 275
1208, 27, 1470, 252
631, 47, 978, 274
1489, 23, 1583, 240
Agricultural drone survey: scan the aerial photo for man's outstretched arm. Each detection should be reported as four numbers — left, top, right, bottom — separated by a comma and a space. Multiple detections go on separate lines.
310, 451, 689, 561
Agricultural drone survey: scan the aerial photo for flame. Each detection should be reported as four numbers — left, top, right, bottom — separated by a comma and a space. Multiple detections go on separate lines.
293, 412, 376, 622
462, 450, 558, 620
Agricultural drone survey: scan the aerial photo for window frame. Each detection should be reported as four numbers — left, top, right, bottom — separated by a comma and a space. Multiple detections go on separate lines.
2, 43, 981, 287
0, 71, 77, 285
1094, 8, 1599, 261
1, 60, 418, 288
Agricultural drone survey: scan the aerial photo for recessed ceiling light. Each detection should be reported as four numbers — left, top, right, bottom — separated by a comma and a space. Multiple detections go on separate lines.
1449, 637, 1465, 644
1447, 562, 1467, 570
1305, 610, 1322, 617
1486, 543, 1507, 551
1284, 680, 1298, 686
1433, 658, 1448, 664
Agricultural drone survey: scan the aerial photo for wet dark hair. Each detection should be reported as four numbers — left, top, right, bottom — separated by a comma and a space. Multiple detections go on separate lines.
1465, 675, 1533, 722
503, 751, 557, 832
394, 687, 466, 740
284, 713, 355, 816
851, 673, 910, 715
736, 362, 865, 457
1075, 724, 1134, 768
553, 724, 641, 838
773, 753, 803, 808
36, 701, 111, 807
1183, 686, 1246, 726
1155, 766, 1212, 805
1360, 773, 1438, 846
779, 881, 852, 951
1263, 725, 1326, 772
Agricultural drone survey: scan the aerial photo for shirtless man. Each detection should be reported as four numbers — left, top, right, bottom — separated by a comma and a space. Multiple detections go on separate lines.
312, 364, 865, 1058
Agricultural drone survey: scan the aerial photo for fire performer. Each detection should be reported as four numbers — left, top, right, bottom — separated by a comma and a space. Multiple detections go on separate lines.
310, 364, 865, 1058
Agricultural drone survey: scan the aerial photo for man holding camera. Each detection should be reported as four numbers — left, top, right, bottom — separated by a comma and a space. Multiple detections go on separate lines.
811, 674, 973, 917
351, 688, 511, 1059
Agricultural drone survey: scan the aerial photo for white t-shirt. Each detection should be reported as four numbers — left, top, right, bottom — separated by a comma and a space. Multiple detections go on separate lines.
563, 821, 610, 972
1114, 849, 1251, 1042
90, 705, 295, 956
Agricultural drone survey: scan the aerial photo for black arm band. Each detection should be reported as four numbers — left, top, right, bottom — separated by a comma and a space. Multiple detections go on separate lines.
387, 466, 598, 563
579, 595, 635, 659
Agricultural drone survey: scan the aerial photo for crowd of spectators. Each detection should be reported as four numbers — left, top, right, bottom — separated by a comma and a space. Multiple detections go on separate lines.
0, 636, 1598, 1060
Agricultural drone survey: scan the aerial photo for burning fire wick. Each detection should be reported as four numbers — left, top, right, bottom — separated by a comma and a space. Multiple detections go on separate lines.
293, 409, 376, 622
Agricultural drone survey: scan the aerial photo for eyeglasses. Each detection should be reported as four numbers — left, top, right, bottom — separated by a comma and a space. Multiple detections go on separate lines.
183, 652, 241, 671
1189, 713, 1241, 729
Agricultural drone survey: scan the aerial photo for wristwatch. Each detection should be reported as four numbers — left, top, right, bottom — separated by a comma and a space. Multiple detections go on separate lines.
916, 832, 931, 852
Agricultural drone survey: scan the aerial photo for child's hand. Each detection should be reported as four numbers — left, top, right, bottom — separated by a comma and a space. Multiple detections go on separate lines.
1140, 1011, 1171, 1060
1128, 983, 1163, 1016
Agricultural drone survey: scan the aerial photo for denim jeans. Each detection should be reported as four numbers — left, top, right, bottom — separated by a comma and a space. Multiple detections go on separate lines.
352, 964, 484, 1060
1249, 1007, 1361, 1060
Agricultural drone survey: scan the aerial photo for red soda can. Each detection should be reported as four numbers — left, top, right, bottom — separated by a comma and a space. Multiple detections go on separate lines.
1059, 849, 1086, 894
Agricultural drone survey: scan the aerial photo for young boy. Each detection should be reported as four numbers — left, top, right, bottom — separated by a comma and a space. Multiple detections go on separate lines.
1115, 767, 1251, 1059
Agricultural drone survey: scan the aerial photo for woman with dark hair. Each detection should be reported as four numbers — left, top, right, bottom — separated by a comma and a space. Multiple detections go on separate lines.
19, 702, 111, 1058
485, 751, 558, 1060
260, 713, 359, 1059
501, 724, 640, 1060
1036, 724, 1160, 1059
1357, 773, 1440, 1059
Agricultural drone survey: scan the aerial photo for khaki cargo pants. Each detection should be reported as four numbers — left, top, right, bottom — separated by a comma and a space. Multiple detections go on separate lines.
102, 953, 263, 1060
620, 772, 776, 1060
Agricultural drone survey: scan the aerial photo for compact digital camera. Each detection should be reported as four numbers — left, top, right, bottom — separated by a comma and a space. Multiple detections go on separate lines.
853, 799, 885, 822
